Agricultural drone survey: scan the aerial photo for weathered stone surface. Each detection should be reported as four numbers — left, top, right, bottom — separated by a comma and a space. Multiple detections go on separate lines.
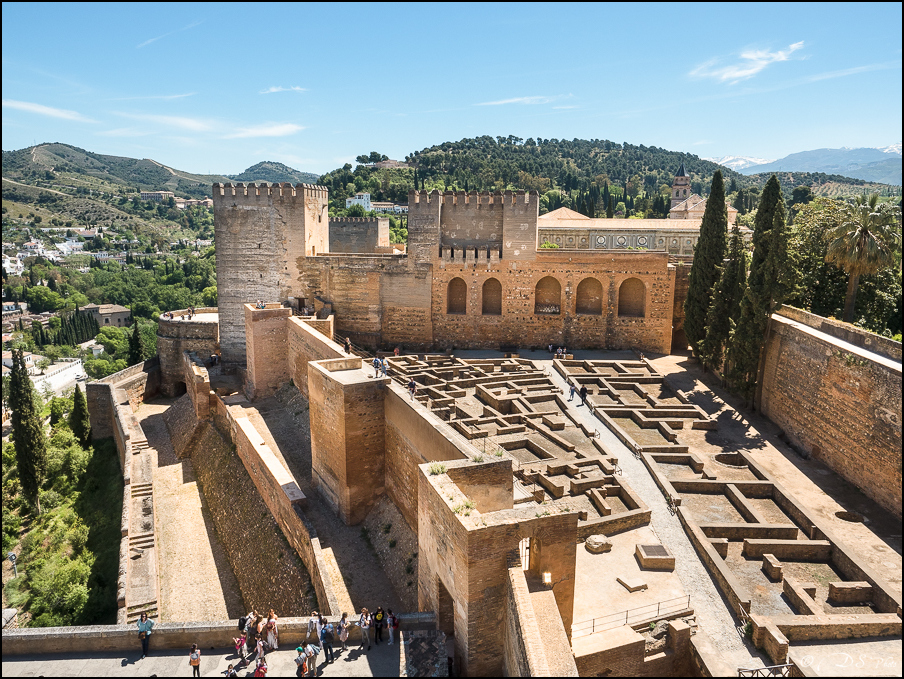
585, 534, 613, 553
651, 619, 670, 639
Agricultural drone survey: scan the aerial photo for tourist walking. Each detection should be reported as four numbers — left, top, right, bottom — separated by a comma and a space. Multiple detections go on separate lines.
303, 642, 318, 677
359, 607, 372, 651
373, 356, 381, 377
344, 338, 351, 354
387, 609, 399, 645
253, 656, 268, 676
188, 644, 201, 678
338, 612, 350, 651
568, 383, 576, 401
294, 647, 307, 677
320, 617, 336, 663
381, 357, 388, 377
373, 606, 386, 643
136, 611, 154, 659
579, 385, 588, 406
306, 610, 319, 640
407, 378, 417, 400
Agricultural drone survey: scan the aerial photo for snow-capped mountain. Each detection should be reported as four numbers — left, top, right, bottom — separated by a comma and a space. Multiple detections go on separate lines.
877, 142, 902, 155
704, 155, 776, 171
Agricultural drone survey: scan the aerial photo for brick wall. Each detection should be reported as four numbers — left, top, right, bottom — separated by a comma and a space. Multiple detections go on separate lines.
759, 312, 902, 518
156, 314, 219, 396
329, 217, 389, 253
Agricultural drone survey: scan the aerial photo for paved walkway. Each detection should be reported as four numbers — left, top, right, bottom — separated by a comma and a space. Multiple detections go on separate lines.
136, 400, 244, 622
2, 641, 401, 677
522, 348, 767, 671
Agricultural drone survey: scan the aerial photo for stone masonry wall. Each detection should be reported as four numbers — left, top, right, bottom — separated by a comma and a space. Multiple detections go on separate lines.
329, 217, 389, 253
244, 304, 291, 400
759, 312, 902, 518
187, 420, 317, 615
156, 312, 218, 396
287, 316, 344, 399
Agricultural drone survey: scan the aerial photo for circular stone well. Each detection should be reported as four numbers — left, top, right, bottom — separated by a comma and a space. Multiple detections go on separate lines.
713, 452, 748, 469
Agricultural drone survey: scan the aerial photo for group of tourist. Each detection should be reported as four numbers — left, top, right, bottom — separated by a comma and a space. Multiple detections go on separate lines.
549, 345, 568, 358
137, 605, 401, 674
255, 300, 267, 309
162, 306, 198, 321
567, 382, 589, 406
372, 356, 389, 378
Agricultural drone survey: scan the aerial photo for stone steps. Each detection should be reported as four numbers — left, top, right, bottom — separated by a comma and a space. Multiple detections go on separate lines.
125, 600, 158, 623
131, 482, 153, 498
132, 438, 151, 455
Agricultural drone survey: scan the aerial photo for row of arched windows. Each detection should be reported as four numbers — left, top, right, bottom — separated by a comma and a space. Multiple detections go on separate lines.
446, 277, 645, 317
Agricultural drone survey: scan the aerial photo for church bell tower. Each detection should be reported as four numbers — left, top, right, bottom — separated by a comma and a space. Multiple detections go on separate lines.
670, 162, 690, 210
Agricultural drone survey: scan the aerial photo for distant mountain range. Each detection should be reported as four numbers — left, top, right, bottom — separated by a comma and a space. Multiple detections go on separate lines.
1, 143, 321, 198
706, 144, 902, 185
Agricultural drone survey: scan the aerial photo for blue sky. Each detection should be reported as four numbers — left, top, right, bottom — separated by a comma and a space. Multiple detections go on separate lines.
2, 2, 901, 175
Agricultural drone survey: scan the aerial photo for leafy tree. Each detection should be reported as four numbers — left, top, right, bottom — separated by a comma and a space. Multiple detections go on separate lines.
699, 224, 748, 372
69, 384, 91, 448
346, 203, 366, 217
726, 175, 790, 406
9, 348, 48, 514
824, 193, 901, 323
684, 170, 728, 357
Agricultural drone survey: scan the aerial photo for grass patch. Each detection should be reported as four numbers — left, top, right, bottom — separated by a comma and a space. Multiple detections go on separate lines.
428, 462, 446, 476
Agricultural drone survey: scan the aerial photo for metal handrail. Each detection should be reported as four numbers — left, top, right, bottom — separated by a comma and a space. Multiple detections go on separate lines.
737, 664, 793, 677
571, 595, 691, 638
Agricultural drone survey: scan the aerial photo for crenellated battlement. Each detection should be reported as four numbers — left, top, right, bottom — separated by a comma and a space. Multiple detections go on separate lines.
408, 189, 539, 206
329, 216, 388, 223
213, 182, 329, 202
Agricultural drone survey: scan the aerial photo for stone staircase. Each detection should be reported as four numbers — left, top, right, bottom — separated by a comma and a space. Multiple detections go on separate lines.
130, 482, 153, 499
132, 437, 151, 455
125, 600, 158, 624
129, 531, 155, 555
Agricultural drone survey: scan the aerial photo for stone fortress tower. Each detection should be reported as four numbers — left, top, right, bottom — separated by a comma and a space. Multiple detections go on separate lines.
212, 183, 329, 363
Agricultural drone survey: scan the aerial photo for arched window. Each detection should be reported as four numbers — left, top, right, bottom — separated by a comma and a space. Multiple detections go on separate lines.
447, 277, 467, 314
534, 276, 561, 315
618, 278, 645, 318
482, 278, 502, 315
575, 277, 602, 315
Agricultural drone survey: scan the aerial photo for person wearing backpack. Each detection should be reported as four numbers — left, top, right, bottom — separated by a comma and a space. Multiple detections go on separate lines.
387, 609, 399, 645
320, 619, 335, 664
303, 642, 319, 677
294, 647, 307, 678
358, 607, 372, 652
188, 644, 201, 678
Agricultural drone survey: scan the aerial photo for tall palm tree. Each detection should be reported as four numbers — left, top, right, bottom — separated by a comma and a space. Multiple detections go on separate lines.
825, 193, 901, 323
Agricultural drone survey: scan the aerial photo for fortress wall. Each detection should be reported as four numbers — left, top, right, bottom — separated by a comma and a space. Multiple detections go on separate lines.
213, 183, 328, 364
180, 351, 210, 421
287, 316, 344, 399
156, 314, 218, 396
329, 217, 389, 253
189, 418, 322, 615
759, 312, 902, 518
503, 554, 552, 677
430, 252, 674, 353
671, 261, 691, 350
439, 197, 504, 249
244, 304, 291, 400
296, 255, 434, 349
215, 397, 340, 615
87, 358, 160, 442
384, 385, 469, 531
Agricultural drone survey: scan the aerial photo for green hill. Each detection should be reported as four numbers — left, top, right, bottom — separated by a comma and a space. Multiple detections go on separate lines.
228, 161, 319, 184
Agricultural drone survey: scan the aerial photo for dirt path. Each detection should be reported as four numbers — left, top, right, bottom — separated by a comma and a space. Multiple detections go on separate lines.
137, 400, 243, 621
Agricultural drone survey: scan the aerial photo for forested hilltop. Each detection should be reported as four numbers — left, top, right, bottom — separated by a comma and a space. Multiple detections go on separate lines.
318, 135, 899, 219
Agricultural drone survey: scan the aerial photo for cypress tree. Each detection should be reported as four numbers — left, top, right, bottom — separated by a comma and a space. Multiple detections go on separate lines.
70, 383, 92, 448
9, 349, 48, 514
699, 224, 748, 372
606, 196, 614, 219
725, 175, 789, 406
683, 170, 728, 356
129, 319, 145, 365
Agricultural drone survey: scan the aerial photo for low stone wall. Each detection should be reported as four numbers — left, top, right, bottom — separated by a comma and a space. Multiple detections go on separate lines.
775, 305, 902, 362
162, 393, 201, 459
87, 358, 160, 442
503, 556, 551, 676
0, 613, 438, 656
573, 620, 692, 677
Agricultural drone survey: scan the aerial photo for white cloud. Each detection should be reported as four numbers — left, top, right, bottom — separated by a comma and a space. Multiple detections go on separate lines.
2, 99, 96, 122
475, 95, 556, 106
225, 123, 304, 139
803, 61, 900, 83
115, 112, 213, 131
137, 20, 203, 48
690, 42, 804, 84
260, 86, 307, 94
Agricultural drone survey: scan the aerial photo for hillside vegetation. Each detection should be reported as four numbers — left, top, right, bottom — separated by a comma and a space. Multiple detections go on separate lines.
228, 161, 319, 184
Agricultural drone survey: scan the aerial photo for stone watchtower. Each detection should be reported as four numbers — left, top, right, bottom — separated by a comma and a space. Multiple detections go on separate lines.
670, 162, 691, 210
212, 182, 329, 364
